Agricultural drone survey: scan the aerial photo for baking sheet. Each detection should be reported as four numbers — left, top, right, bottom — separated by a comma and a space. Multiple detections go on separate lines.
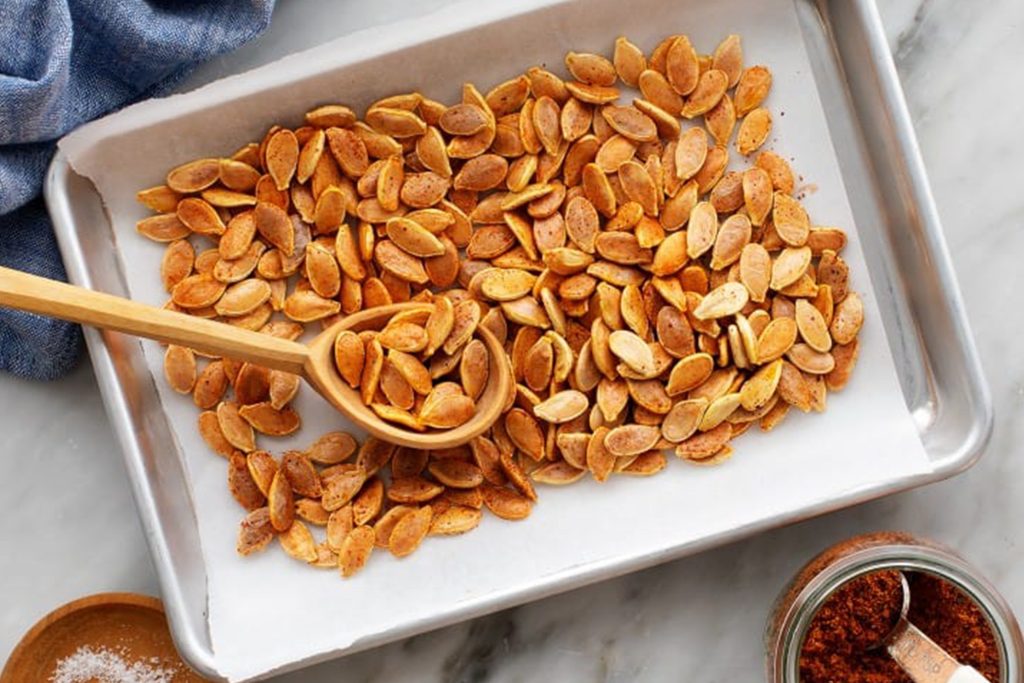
59, 0, 932, 679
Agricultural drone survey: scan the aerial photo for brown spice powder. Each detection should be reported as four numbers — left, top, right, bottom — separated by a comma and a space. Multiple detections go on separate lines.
799, 571, 1000, 683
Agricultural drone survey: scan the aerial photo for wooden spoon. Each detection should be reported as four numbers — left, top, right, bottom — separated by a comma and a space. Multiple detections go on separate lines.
0, 266, 511, 449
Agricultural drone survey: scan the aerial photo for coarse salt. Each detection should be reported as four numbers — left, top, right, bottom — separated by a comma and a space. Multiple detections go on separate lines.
50, 645, 178, 683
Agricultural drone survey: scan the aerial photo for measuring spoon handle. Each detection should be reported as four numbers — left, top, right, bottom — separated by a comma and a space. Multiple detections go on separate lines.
887, 619, 990, 683
946, 667, 992, 683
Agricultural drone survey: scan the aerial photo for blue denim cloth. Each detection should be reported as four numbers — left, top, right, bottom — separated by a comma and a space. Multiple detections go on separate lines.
0, 0, 274, 380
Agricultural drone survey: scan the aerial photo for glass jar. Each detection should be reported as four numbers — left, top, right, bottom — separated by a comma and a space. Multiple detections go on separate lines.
766, 532, 1024, 682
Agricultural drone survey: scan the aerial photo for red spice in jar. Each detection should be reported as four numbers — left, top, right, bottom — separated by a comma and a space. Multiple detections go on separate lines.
799, 571, 1000, 683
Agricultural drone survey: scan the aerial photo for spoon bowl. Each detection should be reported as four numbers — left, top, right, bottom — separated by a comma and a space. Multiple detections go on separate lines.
305, 303, 510, 448
0, 267, 511, 449
867, 571, 911, 651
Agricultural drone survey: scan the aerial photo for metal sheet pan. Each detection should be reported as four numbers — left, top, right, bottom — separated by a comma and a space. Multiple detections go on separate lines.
43, 0, 991, 678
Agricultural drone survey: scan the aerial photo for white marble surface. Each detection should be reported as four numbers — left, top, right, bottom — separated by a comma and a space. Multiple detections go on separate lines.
2, 0, 1022, 678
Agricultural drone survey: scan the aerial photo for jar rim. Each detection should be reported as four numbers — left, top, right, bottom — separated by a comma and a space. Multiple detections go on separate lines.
770, 543, 1023, 683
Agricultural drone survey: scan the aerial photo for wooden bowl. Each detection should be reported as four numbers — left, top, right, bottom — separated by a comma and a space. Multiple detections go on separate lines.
2, 593, 208, 682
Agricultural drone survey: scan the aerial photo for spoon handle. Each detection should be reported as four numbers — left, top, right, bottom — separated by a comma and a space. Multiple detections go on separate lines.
0, 266, 309, 375
887, 619, 988, 683
946, 667, 992, 683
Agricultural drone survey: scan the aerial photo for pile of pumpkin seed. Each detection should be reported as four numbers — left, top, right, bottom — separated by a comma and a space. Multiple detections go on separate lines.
333, 300, 492, 431
137, 32, 863, 578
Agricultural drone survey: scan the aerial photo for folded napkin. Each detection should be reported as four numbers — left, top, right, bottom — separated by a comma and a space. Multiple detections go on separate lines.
0, 0, 275, 380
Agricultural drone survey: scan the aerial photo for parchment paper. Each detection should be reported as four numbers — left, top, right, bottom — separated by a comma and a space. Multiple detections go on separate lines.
60, 0, 932, 679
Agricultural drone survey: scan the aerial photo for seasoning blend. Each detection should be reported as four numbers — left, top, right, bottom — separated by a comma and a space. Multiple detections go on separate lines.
766, 533, 1024, 683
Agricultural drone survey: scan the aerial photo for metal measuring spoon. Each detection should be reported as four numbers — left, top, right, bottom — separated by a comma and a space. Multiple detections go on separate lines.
876, 573, 991, 683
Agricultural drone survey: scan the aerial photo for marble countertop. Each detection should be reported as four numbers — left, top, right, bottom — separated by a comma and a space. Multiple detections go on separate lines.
2, 0, 1021, 679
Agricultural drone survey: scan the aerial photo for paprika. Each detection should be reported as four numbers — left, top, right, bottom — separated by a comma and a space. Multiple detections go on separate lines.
799, 570, 1000, 682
